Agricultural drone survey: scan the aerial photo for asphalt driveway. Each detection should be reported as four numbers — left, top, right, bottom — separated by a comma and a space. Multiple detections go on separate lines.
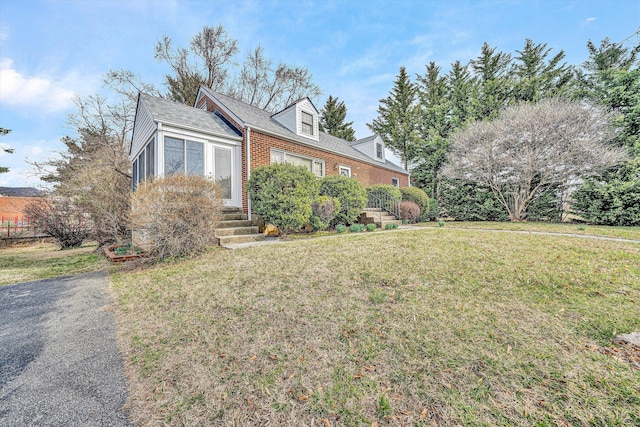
0, 272, 133, 426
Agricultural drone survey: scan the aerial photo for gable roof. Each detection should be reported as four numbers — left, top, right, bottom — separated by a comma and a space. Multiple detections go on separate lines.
140, 94, 242, 140
199, 87, 408, 175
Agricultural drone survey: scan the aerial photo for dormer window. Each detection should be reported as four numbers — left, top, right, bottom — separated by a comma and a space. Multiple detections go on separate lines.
376, 142, 383, 160
301, 111, 314, 136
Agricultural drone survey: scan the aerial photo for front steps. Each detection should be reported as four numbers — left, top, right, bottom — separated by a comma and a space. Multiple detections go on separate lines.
359, 208, 402, 228
216, 208, 264, 247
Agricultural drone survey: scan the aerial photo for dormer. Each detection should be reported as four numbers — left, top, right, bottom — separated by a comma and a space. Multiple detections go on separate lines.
351, 134, 386, 163
271, 98, 319, 142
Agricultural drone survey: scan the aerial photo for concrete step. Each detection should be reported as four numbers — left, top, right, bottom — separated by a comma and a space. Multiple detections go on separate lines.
363, 208, 382, 212
216, 219, 255, 228
221, 207, 243, 213
221, 213, 247, 221
219, 233, 265, 246
215, 226, 259, 237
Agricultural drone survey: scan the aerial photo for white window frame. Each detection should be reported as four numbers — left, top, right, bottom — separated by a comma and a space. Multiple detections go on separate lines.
339, 165, 352, 177
270, 148, 325, 177
301, 110, 314, 136
376, 142, 383, 160
391, 177, 399, 187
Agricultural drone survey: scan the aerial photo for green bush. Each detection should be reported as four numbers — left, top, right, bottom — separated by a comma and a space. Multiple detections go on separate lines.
318, 176, 367, 226
366, 223, 377, 232
335, 224, 347, 233
247, 163, 319, 233
400, 187, 429, 221
349, 224, 365, 232
385, 223, 398, 230
310, 196, 340, 231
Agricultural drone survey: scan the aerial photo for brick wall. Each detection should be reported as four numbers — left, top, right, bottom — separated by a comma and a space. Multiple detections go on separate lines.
200, 94, 410, 213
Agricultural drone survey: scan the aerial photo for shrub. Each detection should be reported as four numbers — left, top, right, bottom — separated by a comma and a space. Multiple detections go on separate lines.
385, 223, 398, 230
335, 224, 347, 233
400, 187, 429, 221
24, 197, 91, 249
400, 201, 421, 223
310, 196, 340, 231
247, 163, 319, 233
366, 184, 402, 201
318, 176, 367, 226
366, 223, 376, 232
129, 174, 223, 259
349, 224, 365, 232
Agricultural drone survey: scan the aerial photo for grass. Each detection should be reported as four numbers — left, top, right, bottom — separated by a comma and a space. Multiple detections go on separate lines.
111, 228, 640, 426
418, 221, 640, 241
0, 242, 105, 285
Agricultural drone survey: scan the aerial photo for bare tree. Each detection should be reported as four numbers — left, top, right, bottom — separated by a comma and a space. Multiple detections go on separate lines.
443, 99, 627, 221
29, 95, 132, 244
230, 46, 322, 112
153, 25, 321, 111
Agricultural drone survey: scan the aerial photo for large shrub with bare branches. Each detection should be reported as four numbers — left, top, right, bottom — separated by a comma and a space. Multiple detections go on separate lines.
129, 175, 223, 259
24, 197, 91, 248
443, 99, 627, 222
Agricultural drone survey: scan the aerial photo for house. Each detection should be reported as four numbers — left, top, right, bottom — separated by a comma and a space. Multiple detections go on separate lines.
130, 86, 410, 218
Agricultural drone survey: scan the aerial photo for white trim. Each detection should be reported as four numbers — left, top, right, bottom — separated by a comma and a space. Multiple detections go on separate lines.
339, 165, 352, 177
270, 148, 325, 177
391, 177, 400, 187
246, 126, 252, 219
198, 87, 245, 127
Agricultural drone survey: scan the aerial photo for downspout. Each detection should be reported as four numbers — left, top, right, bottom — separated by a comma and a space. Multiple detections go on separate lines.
245, 126, 252, 221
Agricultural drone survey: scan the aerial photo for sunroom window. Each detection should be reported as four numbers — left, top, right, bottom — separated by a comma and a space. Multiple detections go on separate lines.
165, 137, 204, 176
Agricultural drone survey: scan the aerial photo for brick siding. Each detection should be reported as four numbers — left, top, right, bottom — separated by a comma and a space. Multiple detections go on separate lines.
200, 95, 409, 213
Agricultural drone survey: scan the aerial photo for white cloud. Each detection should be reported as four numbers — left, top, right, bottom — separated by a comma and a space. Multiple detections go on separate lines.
586, 17, 596, 23
0, 58, 76, 112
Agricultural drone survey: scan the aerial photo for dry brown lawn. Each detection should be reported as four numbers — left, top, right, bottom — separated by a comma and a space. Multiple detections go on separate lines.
111, 228, 640, 426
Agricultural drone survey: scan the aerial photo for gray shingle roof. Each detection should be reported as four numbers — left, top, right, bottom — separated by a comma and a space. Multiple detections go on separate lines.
140, 94, 241, 140
202, 88, 408, 175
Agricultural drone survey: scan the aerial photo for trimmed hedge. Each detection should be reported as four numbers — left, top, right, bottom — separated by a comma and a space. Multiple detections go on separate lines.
247, 163, 319, 233
318, 176, 367, 226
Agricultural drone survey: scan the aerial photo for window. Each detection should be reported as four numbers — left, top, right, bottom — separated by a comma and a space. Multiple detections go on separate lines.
376, 143, 383, 160
132, 159, 138, 190
145, 141, 155, 178
339, 165, 351, 177
164, 137, 204, 176
301, 111, 314, 136
270, 149, 325, 177
391, 177, 399, 187
214, 147, 232, 199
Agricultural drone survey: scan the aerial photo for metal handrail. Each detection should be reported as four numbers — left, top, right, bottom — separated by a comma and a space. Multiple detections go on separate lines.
366, 192, 401, 219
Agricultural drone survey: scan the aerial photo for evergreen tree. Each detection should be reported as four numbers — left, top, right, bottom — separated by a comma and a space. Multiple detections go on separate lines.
511, 39, 573, 102
470, 43, 512, 120
368, 67, 419, 170
413, 62, 450, 195
319, 95, 356, 141
572, 37, 640, 226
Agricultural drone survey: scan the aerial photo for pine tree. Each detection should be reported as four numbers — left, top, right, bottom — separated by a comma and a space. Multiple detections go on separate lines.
319, 95, 356, 141
470, 43, 512, 119
511, 39, 573, 102
368, 67, 419, 170
413, 62, 450, 195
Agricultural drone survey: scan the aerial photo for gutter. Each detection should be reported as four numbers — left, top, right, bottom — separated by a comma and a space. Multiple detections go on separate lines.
246, 126, 252, 221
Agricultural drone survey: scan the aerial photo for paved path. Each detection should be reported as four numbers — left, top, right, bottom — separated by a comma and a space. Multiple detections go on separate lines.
0, 272, 133, 426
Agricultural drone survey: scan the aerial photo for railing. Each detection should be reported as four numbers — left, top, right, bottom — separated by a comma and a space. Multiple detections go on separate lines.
366, 192, 401, 219
1, 216, 37, 238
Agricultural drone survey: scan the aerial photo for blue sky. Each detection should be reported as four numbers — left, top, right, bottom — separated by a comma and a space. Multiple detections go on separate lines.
0, 0, 638, 188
